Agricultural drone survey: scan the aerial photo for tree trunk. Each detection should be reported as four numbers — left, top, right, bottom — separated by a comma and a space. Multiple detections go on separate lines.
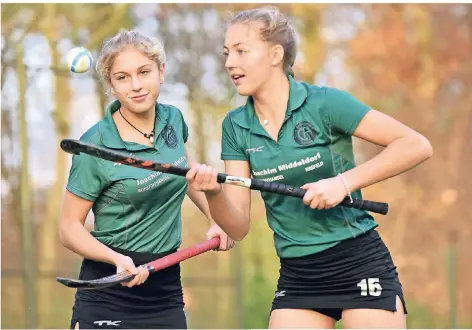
17, 43, 37, 329
291, 4, 326, 83
191, 100, 208, 164
38, 4, 71, 327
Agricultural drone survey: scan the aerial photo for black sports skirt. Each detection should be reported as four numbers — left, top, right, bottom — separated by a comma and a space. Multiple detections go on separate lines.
70, 247, 186, 329
271, 229, 407, 321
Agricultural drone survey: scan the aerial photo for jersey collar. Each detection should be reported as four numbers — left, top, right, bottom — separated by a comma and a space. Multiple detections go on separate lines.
100, 100, 168, 151
232, 75, 308, 134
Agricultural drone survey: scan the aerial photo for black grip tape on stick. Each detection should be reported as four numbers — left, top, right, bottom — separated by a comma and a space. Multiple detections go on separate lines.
249, 178, 388, 215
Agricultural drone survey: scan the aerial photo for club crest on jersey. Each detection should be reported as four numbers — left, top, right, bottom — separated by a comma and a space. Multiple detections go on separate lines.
161, 124, 178, 149
293, 121, 316, 145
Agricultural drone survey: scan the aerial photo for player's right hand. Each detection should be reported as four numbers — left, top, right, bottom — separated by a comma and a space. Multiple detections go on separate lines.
113, 253, 149, 287
186, 162, 222, 195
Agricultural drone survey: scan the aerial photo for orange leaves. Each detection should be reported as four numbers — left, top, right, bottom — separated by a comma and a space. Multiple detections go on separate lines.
349, 4, 471, 102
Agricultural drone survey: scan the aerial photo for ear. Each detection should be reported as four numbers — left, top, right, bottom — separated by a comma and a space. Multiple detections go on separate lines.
270, 44, 285, 67
159, 63, 166, 84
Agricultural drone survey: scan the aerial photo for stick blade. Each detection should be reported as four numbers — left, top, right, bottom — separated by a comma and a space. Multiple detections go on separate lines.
56, 273, 134, 289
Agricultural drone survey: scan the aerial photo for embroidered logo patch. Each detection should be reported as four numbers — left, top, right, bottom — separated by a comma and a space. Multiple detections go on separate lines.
293, 121, 316, 145
161, 124, 178, 149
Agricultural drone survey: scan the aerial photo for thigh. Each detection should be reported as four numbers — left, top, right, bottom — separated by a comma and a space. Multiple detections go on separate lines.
269, 309, 336, 329
342, 295, 406, 329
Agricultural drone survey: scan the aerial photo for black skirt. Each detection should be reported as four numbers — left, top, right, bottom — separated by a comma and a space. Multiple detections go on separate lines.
271, 229, 407, 321
70, 247, 186, 329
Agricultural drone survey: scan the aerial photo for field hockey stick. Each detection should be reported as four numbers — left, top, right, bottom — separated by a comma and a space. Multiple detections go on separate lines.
60, 139, 389, 215
56, 237, 220, 289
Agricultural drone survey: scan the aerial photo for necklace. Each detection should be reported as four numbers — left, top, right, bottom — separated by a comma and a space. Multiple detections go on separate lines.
119, 109, 155, 143
263, 119, 269, 126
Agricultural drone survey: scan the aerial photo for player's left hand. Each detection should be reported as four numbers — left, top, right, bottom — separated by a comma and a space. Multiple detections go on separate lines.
206, 223, 235, 251
301, 176, 348, 210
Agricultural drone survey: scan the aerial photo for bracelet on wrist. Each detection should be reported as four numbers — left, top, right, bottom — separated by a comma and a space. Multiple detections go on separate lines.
337, 173, 353, 203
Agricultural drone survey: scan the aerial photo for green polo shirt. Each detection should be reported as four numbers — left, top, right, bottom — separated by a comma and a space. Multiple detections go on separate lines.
66, 100, 189, 254
221, 75, 378, 258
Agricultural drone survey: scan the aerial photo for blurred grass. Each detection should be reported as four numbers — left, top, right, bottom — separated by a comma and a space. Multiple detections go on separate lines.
2, 277, 26, 329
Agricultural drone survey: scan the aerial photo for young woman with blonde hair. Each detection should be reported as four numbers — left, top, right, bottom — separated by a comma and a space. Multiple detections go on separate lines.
59, 30, 234, 329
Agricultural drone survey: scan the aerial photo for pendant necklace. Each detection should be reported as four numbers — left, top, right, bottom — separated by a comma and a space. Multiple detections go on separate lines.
119, 109, 155, 143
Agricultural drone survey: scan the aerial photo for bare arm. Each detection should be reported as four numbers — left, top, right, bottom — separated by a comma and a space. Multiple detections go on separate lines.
186, 185, 213, 221
184, 147, 236, 250
187, 160, 252, 241
302, 109, 433, 210
344, 109, 433, 191
58, 191, 122, 265
184, 147, 213, 221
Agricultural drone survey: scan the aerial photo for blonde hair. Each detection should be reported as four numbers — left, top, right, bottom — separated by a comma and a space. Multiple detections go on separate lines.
95, 29, 166, 90
228, 6, 297, 76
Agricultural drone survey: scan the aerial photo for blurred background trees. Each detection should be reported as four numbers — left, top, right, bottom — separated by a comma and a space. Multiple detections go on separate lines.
1, 3, 471, 328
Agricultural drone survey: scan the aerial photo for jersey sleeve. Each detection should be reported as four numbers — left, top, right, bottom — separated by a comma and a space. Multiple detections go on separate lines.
324, 88, 371, 135
178, 111, 189, 143
221, 115, 247, 161
66, 151, 109, 202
